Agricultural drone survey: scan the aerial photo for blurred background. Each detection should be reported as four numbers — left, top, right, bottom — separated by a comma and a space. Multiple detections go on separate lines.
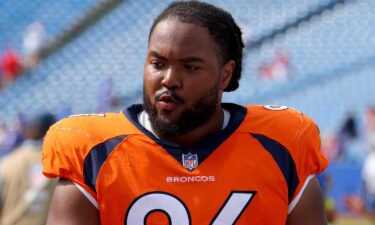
0, 0, 374, 224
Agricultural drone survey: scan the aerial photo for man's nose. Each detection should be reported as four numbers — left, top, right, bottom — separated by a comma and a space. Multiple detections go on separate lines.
161, 66, 182, 89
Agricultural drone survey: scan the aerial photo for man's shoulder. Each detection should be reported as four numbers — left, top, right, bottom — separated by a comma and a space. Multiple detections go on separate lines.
239, 104, 318, 144
244, 104, 313, 123
55, 112, 120, 126
245, 104, 303, 116
42, 112, 135, 177
241, 105, 327, 181
224, 103, 308, 129
44, 111, 136, 153
50, 111, 131, 137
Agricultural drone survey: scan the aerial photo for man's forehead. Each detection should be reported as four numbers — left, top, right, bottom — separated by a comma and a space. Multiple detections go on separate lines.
148, 19, 217, 59
150, 19, 209, 43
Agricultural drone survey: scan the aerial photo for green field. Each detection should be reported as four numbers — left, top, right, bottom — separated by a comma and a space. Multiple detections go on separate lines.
335, 217, 374, 225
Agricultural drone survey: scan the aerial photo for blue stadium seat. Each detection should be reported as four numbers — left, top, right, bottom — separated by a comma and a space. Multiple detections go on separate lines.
0, 0, 98, 54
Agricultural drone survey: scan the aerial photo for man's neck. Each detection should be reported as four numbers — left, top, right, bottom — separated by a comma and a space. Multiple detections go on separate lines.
139, 108, 227, 147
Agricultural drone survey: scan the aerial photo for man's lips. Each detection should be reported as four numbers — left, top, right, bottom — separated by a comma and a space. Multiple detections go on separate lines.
155, 91, 184, 103
157, 94, 178, 110
155, 91, 184, 110
159, 95, 177, 104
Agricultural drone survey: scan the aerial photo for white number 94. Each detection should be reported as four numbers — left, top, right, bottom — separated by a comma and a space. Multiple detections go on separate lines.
125, 191, 256, 224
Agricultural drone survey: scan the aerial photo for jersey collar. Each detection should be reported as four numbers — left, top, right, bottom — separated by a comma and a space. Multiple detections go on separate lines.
123, 103, 247, 171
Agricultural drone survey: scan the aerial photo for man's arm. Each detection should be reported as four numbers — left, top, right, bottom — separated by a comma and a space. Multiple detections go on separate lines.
46, 179, 100, 225
286, 176, 328, 225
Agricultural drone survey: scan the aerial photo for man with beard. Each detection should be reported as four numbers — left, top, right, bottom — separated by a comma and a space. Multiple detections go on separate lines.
42, 1, 329, 224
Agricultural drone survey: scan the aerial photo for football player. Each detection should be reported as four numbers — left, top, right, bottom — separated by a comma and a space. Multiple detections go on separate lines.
42, 1, 329, 224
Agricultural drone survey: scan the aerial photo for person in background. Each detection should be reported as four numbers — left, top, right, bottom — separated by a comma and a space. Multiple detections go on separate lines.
333, 111, 358, 162
0, 115, 25, 158
0, 113, 57, 225
343, 107, 375, 222
358, 107, 375, 221
359, 143, 375, 221
0, 48, 22, 88
0, 122, 9, 157
22, 21, 45, 70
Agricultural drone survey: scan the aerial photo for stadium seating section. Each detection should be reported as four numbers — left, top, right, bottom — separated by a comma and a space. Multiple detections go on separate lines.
0, 0, 96, 53
1, 0, 373, 133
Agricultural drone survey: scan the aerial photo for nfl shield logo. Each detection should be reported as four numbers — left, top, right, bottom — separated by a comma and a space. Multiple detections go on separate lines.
182, 152, 198, 171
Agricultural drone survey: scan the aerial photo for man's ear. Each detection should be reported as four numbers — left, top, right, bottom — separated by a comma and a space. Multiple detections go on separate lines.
220, 60, 235, 91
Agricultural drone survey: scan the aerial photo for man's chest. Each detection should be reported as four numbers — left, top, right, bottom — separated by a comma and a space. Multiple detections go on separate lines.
95, 138, 290, 225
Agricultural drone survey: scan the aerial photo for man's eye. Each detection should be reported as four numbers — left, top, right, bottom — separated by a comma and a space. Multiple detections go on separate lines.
151, 61, 164, 69
185, 64, 199, 71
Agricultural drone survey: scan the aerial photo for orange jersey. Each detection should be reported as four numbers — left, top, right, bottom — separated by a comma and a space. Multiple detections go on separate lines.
42, 103, 328, 225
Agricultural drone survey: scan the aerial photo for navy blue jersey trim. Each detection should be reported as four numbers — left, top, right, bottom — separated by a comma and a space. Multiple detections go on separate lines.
250, 133, 299, 203
123, 103, 246, 171
83, 135, 127, 192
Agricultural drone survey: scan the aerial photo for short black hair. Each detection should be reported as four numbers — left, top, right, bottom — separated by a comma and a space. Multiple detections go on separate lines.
149, 1, 244, 92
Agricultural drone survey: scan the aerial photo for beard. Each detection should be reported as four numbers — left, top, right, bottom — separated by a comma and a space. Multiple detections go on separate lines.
143, 84, 219, 137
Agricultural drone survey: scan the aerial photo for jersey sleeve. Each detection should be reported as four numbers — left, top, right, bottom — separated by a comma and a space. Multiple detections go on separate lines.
291, 114, 329, 201
41, 120, 97, 200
